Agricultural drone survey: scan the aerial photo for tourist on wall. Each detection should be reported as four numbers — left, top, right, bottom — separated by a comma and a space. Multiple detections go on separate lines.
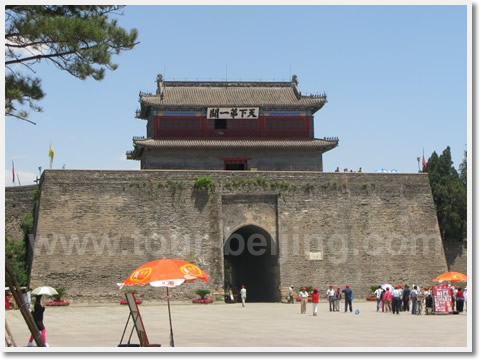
383, 287, 392, 313
240, 285, 247, 308
27, 295, 47, 347
374, 285, 383, 312
327, 285, 335, 312
402, 285, 411, 312
299, 287, 309, 314
456, 287, 464, 312
392, 285, 402, 314
288, 285, 295, 304
342, 285, 353, 313
310, 288, 320, 316
410, 285, 418, 314
334, 286, 341, 311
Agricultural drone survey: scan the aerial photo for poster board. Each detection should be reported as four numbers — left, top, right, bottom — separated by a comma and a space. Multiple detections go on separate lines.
432, 284, 453, 314
125, 293, 149, 345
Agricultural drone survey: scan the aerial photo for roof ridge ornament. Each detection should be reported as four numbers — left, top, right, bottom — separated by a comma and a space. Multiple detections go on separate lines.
156, 73, 164, 99
291, 74, 300, 99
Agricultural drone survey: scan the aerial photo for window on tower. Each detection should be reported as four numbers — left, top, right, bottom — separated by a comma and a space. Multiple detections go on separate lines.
215, 118, 227, 129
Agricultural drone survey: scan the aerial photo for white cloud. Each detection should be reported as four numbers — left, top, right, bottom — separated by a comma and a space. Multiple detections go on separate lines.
5, 169, 38, 186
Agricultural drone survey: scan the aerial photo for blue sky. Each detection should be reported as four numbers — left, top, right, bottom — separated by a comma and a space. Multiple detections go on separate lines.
4, 4, 469, 185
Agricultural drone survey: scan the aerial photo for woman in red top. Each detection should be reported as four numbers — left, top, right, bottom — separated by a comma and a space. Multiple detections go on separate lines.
456, 287, 464, 312
310, 288, 320, 316
383, 287, 393, 313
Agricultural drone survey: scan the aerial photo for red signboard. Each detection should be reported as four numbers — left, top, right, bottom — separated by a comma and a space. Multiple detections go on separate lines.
433, 284, 453, 314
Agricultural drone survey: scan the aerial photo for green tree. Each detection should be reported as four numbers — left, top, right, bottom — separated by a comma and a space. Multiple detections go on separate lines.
426, 146, 467, 243
5, 233, 28, 286
459, 150, 467, 189
5, 5, 138, 124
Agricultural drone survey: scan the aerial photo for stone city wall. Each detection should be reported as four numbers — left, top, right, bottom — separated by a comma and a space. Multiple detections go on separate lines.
29, 170, 450, 302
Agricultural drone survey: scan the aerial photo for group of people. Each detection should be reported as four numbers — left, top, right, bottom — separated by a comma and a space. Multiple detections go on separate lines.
373, 284, 467, 315
335, 167, 362, 173
289, 284, 354, 316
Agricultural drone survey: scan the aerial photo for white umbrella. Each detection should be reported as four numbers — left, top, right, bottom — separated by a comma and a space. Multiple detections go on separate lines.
381, 284, 393, 291
31, 286, 58, 296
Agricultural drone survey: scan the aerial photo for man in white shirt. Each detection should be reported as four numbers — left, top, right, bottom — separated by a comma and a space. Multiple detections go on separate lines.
288, 285, 295, 304
374, 286, 383, 312
299, 287, 308, 314
327, 285, 335, 312
240, 285, 247, 307
392, 285, 402, 314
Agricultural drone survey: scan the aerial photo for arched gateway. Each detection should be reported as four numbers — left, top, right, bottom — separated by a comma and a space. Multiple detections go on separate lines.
224, 225, 280, 302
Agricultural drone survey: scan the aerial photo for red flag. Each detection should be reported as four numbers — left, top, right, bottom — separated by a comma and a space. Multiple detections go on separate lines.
12, 161, 15, 184
422, 152, 427, 171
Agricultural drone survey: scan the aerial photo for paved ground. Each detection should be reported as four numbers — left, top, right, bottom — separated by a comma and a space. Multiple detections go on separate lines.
5, 301, 468, 349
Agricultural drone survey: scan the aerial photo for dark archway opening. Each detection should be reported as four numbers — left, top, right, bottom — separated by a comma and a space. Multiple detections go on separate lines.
224, 225, 280, 302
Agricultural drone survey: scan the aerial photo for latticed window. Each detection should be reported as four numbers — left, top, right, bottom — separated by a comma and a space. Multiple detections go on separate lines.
158, 118, 201, 129
265, 118, 306, 130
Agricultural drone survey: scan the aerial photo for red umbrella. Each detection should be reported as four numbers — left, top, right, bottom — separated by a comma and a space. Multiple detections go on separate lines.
119, 258, 209, 346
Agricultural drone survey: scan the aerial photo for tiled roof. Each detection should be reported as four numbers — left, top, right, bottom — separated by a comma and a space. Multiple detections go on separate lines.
138, 76, 327, 116
132, 138, 338, 150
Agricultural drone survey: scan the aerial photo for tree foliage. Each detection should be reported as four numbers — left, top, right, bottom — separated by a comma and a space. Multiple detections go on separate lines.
5, 5, 138, 123
425, 146, 467, 243
5, 233, 28, 286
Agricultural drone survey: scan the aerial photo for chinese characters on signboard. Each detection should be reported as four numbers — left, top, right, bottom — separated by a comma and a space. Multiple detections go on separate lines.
207, 107, 259, 119
433, 284, 453, 313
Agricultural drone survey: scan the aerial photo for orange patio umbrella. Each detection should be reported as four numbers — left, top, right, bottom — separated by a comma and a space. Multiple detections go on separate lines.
118, 258, 209, 347
433, 271, 467, 283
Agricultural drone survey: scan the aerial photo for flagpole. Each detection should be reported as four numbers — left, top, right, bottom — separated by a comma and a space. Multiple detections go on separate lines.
166, 287, 175, 347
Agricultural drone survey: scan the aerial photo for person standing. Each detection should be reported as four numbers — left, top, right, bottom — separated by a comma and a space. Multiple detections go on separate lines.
334, 286, 341, 312
240, 285, 247, 308
327, 285, 335, 312
24, 288, 32, 311
383, 287, 392, 313
299, 287, 308, 314
342, 285, 353, 313
402, 285, 411, 312
374, 285, 383, 312
464, 287, 468, 312
392, 285, 402, 314
27, 295, 47, 347
311, 288, 320, 316
456, 287, 464, 312
288, 285, 295, 304
410, 285, 418, 314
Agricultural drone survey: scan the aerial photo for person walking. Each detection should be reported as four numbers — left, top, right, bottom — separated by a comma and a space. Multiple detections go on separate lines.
327, 285, 335, 312
240, 285, 247, 307
334, 286, 341, 312
27, 295, 47, 347
402, 285, 411, 312
374, 285, 383, 312
383, 287, 392, 313
392, 285, 402, 314
342, 285, 353, 313
311, 288, 320, 316
299, 287, 309, 314
288, 285, 295, 304
410, 285, 418, 314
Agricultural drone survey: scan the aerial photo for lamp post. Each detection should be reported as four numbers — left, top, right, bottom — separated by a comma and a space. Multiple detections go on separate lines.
416, 157, 420, 173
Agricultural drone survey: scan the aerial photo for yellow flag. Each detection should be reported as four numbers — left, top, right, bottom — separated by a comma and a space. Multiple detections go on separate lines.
49, 142, 54, 169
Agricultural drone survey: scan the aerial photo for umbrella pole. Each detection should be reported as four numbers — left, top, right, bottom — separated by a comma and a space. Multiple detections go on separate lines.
166, 287, 175, 347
